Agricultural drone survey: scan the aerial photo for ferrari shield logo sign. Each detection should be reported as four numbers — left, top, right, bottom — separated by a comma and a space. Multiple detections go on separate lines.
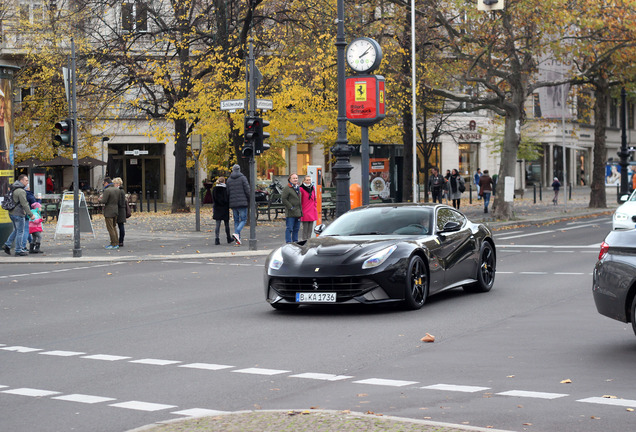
355, 82, 367, 101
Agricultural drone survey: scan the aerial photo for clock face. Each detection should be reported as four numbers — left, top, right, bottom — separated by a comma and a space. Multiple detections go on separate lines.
346, 38, 381, 73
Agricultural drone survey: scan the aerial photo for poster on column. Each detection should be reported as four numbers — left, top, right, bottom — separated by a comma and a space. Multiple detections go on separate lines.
369, 158, 390, 199
54, 192, 95, 239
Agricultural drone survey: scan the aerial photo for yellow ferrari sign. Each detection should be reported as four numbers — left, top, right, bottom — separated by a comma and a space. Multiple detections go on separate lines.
355, 82, 367, 102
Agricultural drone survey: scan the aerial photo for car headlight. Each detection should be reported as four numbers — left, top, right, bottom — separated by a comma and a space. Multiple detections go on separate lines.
362, 245, 397, 269
269, 248, 284, 270
614, 212, 628, 221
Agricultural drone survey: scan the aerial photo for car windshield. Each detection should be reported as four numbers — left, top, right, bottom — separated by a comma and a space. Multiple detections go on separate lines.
321, 206, 432, 236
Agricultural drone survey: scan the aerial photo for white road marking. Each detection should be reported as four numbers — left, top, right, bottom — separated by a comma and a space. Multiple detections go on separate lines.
109, 400, 178, 411
1, 346, 42, 353
82, 354, 131, 361
497, 390, 568, 399
39, 350, 85, 357
494, 231, 523, 236
499, 245, 599, 249
129, 358, 182, 366
520, 272, 548, 275
52, 394, 116, 404
0, 385, 8, 388
232, 367, 290, 376
172, 408, 229, 417
422, 384, 491, 393
2, 388, 60, 397
554, 272, 585, 275
289, 372, 353, 381
578, 397, 636, 408
179, 363, 234, 371
353, 378, 419, 387
497, 223, 598, 240
554, 251, 575, 253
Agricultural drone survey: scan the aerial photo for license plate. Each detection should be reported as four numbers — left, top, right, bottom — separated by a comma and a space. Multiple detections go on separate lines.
296, 292, 336, 303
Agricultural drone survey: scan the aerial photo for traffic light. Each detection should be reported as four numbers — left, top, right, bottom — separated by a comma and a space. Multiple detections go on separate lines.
243, 116, 257, 158
255, 118, 270, 155
54, 119, 72, 147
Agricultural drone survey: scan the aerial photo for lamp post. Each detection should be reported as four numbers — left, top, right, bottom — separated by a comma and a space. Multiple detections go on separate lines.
332, 0, 353, 217
619, 87, 629, 197
101, 136, 109, 183
192, 134, 202, 232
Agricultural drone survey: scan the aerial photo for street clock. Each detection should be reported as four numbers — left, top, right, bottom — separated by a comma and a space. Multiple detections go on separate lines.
346, 37, 383, 74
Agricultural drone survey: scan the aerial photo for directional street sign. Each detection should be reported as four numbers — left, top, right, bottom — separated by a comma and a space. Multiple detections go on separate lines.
256, 99, 273, 111
220, 99, 246, 111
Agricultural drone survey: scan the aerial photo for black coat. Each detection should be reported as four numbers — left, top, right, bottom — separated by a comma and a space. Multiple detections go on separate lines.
212, 185, 230, 220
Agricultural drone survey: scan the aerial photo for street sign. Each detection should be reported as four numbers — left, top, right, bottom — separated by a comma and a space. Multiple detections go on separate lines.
220, 99, 246, 111
256, 99, 273, 111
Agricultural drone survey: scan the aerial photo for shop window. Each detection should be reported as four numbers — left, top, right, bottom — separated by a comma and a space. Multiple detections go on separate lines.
610, 98, 618, 128
458, 143, 478, 178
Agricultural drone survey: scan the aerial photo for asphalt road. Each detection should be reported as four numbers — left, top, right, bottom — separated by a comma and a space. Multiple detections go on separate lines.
1, 215, 635, 432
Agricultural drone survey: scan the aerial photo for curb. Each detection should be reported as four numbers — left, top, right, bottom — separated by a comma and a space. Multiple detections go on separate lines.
126, 409, 518, 432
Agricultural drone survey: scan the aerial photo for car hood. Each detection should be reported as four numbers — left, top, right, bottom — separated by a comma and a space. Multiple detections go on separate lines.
616, 201, 636, 215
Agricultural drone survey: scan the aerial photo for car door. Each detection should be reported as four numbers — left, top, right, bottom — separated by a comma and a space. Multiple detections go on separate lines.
432, 208, 477, 289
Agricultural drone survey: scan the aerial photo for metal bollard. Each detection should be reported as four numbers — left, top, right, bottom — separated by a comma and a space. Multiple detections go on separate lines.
146, 190, 150, 212
539, 182, 542, 201
469, 183, 472, 204
617, 183, 621, 203
533, 184, 536, 204
569, 184, 572, 200
154, 191, 157, 213
139, 192, 143, 212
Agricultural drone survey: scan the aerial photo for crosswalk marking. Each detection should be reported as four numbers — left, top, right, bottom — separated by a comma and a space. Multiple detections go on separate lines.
110, 400, 178, 411
578, 397, 636, 408
289, 372, 353, 381
497, 390, 568, 399
82, 354, 131, 361
353, 378, 419, 387
232, 367, 290, 376
129, 358, 181, 366
1, 346, 42, 353
2, 388, 60, 397
422, 384, 491, 393
179, 363, 234, 371
52, 394, 116, 404
172, 408, 228, 417
40, 350, 85, 357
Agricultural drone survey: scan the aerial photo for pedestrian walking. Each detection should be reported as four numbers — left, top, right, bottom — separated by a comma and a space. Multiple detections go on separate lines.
299, 175, 317, 240
99, 177, 120, 249
113, 177, 127, 247
226, 164, 250, 245
428, 168, 445, 204
28, 202, 43, 254
474, 168, 482, 200
2, 174, 35, 256
282, 173, 302, 243
212, 176, 233, 245
448, 169, 465, 210
552, 177, 561, 205
478, 170, 494, 213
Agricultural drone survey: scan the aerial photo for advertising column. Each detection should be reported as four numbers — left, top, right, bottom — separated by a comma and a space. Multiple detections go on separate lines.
0, 65, 19, 242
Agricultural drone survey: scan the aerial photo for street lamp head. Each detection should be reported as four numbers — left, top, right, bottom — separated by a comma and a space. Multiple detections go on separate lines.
102, 136, 110, 142
191, 134, 202, 153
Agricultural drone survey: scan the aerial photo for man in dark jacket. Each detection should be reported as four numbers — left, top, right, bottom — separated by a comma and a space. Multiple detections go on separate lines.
226, 164, 250, 245
478, 170, 494, 213
428, 168, 445, 204
99, 177, 120, 249
2, 174, 35, 256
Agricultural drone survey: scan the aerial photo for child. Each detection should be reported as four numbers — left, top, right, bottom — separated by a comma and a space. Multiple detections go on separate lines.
29, 202, 43, 254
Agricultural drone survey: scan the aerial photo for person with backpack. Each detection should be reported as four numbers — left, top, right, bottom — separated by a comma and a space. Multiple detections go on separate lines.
2, 174, 35, 256
448, 169, 465, 210
428, 168, 445, 204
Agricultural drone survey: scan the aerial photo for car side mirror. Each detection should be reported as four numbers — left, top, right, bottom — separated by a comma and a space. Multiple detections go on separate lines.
314, 224, 326, 235
620, 194, 630, 203
441, 221, 461, 233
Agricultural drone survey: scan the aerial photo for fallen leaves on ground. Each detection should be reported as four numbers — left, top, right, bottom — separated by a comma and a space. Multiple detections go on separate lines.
420, 333, 435, 342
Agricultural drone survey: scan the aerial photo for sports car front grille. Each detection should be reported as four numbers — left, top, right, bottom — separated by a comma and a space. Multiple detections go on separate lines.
270, 277, 379, 301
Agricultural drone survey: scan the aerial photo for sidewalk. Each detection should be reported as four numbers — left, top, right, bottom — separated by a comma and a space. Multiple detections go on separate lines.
1, 186, 617, 264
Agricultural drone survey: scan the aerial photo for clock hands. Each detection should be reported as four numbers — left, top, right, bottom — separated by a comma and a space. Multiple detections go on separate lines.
359, 46, 372, 58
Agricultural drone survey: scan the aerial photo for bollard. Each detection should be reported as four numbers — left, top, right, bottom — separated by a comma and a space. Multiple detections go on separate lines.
617, 183, 621, 203
139, 192, 144, 212
350, 183, 362, 209
569, 184, 572, 200
469, 183, 472, 204
533, 184, 536, 204
539, 182, 542, 201
146, 190, 150, 212
154, 191, 158, 212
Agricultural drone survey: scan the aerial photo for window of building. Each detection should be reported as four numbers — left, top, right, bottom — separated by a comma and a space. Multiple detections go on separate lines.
296, 143, 310, 176
122, 1, 148, 32
610, 97, 618, 128
533, 93, 542, 118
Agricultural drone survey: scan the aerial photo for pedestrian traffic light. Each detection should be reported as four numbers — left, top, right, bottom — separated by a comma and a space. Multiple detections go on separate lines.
54, 119, 72, 147
255, 118, 270, 155
243, 116, 257, 158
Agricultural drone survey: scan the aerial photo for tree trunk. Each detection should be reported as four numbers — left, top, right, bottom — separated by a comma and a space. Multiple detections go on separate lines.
171, 118, 189, 213
589, 79, 608, 208
492, 111, 522, 219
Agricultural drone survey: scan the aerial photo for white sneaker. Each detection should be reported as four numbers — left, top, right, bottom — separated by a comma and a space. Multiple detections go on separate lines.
233, 233, 241, 245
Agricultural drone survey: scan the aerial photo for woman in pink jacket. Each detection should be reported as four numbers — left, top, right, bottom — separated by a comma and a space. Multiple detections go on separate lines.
299, 175, 318, 240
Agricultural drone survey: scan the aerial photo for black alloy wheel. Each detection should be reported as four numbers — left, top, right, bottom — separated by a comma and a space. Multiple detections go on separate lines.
404, 255, 428, 310
464, 241, 495, 293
